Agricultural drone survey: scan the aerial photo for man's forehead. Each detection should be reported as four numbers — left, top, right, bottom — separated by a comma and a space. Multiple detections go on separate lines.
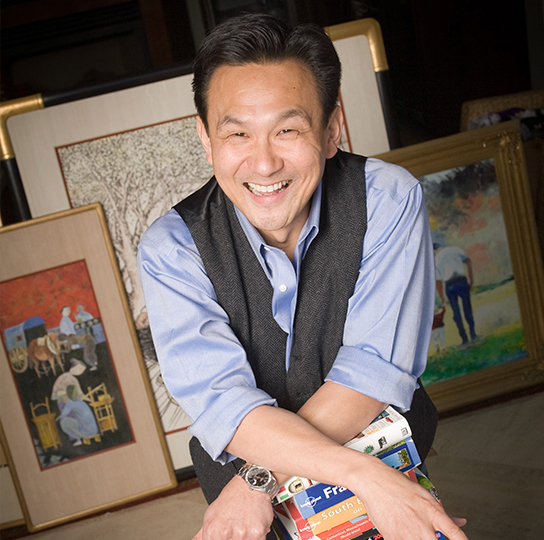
206, 61, 320, 126
208, 60, 317, 96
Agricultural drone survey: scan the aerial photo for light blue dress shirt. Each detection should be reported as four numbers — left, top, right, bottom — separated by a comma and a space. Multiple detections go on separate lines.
137, 157, 435, 464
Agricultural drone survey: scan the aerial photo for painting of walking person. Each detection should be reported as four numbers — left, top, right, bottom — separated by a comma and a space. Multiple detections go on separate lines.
433, 243, 478, 346
376, 121, 544, 411
421, 158, 526, 385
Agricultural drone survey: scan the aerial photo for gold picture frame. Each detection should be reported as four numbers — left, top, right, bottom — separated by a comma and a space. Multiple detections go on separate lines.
375, 120, 544, 412
0, 203, 176, 532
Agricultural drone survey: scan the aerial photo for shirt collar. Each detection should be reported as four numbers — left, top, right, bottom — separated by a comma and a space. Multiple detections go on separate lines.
234, 181, 322, 268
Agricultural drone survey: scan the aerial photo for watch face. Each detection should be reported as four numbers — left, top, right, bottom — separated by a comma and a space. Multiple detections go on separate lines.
246, 467, 270, 488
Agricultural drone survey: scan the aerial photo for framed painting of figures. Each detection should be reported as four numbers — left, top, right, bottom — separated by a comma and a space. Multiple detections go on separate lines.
375, 120, 544, 412
0, 203, 175, 531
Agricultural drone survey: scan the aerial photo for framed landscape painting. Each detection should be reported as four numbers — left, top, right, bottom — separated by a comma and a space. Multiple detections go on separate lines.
0, 204, 176, 531
375, 120, 544, 412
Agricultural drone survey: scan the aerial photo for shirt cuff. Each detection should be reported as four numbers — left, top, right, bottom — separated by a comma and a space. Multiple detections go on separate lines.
325, 345, 418, 412
188, 386, 277, 465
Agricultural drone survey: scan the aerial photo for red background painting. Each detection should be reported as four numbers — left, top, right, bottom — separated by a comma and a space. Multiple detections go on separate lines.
0, 260, 99, 334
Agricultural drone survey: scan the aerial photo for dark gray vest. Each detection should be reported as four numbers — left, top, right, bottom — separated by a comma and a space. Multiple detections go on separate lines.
174, 150, 437, 504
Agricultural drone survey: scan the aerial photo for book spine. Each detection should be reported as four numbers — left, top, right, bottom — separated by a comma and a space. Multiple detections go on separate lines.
306, 495, 368, 535
344, 407, 411, 456
317, 515, 375, 540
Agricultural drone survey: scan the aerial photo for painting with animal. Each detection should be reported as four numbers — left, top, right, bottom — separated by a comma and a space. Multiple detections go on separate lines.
0, 260, 134, 469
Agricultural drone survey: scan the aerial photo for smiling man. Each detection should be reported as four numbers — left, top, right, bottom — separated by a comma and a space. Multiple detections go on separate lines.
195, 59, 340, 259
137, 13, 468, 540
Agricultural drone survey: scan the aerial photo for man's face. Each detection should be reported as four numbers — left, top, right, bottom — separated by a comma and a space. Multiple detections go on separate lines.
196, 60, 342, 250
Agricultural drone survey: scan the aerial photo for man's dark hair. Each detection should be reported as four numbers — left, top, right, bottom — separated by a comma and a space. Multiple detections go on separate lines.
192, 13, 342, 131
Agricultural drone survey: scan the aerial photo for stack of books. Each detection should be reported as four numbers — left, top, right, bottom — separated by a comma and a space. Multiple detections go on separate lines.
272, 407, 443, 540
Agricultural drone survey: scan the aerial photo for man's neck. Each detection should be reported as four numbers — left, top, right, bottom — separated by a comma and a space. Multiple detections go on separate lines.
259, 229, 299, 262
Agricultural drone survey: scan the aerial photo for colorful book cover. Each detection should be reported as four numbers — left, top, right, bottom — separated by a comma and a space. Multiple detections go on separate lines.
305, 495, 368, 535
318, 516, 376, 540
273, 464, 440, 540
374, 437, 421, 473
293, 483, 354, 519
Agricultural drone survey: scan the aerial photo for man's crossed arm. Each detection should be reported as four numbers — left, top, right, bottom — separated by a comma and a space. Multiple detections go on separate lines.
192, 381, 468, 540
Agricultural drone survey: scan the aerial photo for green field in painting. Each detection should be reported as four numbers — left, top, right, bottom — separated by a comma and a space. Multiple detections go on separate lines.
423, 279, 526, 385
422, 327, 526, 385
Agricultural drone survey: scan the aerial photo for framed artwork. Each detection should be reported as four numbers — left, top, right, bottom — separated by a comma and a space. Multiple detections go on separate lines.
0, 204, 176, 531
1, 17, 394, 470
375, 120, 544, 412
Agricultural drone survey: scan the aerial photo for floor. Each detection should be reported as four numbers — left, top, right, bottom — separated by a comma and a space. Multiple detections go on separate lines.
2, 389, 543, 540
425, 389, 544, 539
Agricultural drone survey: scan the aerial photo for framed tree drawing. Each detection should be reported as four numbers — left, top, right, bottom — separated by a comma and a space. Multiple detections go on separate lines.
0, 203, 176, 531
375, 120, 544, 412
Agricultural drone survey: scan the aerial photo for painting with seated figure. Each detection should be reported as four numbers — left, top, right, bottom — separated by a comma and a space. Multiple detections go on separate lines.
0, 260, 134, 469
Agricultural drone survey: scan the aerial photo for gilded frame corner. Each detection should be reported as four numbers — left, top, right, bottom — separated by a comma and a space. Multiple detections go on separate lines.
326, 18, 389, 73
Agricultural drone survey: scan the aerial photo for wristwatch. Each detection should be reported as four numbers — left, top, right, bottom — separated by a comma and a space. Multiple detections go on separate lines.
237, 463, 279, 500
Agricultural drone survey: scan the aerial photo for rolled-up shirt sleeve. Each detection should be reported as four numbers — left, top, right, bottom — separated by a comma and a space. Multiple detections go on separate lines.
326, 159, 435, 412
137, 210, 276, 464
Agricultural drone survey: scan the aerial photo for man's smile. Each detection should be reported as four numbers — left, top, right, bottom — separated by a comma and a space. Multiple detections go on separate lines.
245, 180, 292, 196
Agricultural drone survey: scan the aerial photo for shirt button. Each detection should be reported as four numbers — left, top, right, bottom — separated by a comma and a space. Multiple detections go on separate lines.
279, 284, 287, 292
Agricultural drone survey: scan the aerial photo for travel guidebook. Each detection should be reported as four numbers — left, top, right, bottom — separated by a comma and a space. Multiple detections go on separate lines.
273, 467, 442, 540
272, 407, 445, 540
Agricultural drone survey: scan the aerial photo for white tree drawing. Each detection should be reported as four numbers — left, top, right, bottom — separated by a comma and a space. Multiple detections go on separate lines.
57, 116, 213, 432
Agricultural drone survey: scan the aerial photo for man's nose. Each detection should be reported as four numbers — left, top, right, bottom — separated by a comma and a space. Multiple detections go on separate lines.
247, 138, 283, 177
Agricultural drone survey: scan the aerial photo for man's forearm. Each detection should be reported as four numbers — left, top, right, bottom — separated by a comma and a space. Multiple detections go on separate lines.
297, 381, 386, 445
225, 383, 386, 488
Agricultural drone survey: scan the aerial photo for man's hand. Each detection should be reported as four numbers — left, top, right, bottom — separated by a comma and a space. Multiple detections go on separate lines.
192, 475, 274, 540
352, 457, 468, 540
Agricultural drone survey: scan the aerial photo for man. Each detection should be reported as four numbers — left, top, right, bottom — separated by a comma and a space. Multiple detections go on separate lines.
434, 243, 477, 344
75, 304, 94, 323
138, 14, 468, 540
59, 305, 75, 336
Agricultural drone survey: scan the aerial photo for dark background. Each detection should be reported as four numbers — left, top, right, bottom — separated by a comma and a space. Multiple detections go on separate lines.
1, 0, 543, 223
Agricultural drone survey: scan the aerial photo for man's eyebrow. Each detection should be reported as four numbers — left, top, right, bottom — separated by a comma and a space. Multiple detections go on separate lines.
216, 115, 246, 131
277, 108, 313, 126
216, 108, 313, 131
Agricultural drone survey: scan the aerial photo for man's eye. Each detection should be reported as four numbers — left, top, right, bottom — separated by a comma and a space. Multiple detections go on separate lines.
279, 129, 297, 136
233, 132, 247, 137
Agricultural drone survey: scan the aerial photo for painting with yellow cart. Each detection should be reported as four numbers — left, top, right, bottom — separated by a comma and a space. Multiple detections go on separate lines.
0, 204, 175, 532
0, 260, 134, 469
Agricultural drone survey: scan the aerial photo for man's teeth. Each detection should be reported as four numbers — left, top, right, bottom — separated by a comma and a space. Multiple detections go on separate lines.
247, 181, 290, 195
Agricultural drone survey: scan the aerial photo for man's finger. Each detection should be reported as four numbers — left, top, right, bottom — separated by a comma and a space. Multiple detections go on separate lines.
437, 518, 470, 540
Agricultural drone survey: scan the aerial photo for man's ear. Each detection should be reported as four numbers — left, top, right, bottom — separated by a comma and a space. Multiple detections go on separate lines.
196, 116, 213, 166
325, 105, 344, 159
